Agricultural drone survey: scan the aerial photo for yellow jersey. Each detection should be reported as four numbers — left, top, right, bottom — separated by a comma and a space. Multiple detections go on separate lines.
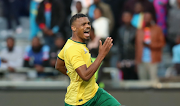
58, 38, 99, 105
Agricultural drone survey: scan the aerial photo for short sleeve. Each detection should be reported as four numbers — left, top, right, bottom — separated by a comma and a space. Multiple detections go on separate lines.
67, 46, 86, 70
57, 47, 64, 61
172, 46, 180, 63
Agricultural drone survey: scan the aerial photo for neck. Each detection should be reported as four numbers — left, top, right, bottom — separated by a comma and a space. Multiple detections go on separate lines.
145, 22, 151, 27
8, 47, 14, 52
71, 33, 85, 43
125, 23, 131, 26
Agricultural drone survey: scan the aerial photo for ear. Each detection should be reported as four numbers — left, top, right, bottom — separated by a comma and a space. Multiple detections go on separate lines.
71, 25, 76, 32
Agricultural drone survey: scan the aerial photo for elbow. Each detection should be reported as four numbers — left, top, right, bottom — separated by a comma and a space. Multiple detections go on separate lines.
81, 76, 90, 81
55, 65, 60, 70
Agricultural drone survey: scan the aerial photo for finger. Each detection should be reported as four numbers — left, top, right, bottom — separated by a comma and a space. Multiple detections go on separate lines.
109, 43, 113, 49
103, 37, 110, 47
99, 40, 102, 47
106, 37, 112, 47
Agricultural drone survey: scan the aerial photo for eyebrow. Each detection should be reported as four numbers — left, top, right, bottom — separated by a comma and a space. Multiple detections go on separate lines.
82, 21, 91, 25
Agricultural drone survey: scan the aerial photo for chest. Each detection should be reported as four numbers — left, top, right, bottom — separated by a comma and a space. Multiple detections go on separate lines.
28, 50, 43, 62
82, 47, 92, 66
3, 51, 18, 61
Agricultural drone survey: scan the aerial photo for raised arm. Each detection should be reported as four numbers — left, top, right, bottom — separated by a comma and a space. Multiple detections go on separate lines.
76, 37, 113, 81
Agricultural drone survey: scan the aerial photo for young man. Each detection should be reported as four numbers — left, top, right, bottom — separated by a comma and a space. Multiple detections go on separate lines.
135, 11, 165, 81
117, 11, 137, 80
55, 14, 121, 106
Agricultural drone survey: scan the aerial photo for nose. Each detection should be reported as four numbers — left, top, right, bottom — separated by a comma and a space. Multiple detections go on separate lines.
85, 23, 91, 29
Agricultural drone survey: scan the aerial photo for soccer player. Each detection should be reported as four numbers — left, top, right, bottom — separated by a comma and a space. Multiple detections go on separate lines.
55, 14, 121, 106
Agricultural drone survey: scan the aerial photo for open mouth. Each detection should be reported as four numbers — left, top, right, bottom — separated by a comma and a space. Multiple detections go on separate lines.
84, 30, 90, 37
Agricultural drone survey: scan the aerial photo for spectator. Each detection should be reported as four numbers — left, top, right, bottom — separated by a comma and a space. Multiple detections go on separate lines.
29, 0, 42, 40
50, 36, 65, 68
167, 0, 180, 54
36, 0, 65, 48
71, 0, 93, 16
131, 2, 144, 29
0, 36, 23, 72
1, 0, 22, 35
116, 11, 137, 80
71, 1, 90, 16
135, 11, 165, 81
92, 7, 109, 41
87, 27, 104, 88
123, 0, 156, 22
24, 37, 50, 72
153, 0, 168, 35
172, 35, 180, 75
87, 27, 99, 55
88, 0, 114, 32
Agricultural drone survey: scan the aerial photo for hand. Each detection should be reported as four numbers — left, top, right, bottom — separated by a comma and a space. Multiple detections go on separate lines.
46, 29, 54, 36
35, 65, 44, 72
98, 37, 113, 59
8, 67, 15, 72
42, 27, 54, 36
1, 59, 7, 63
143, 42, 150, 48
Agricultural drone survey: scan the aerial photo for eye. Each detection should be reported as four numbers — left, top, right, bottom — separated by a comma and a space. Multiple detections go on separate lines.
82, 23, 86, 26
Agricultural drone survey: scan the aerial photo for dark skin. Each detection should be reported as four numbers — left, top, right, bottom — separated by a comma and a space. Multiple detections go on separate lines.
32, 37, 44, 72
3, 38, 15, 72
178, 0, 180, 8
55, 17, 113, 81
42, 27, 54, 36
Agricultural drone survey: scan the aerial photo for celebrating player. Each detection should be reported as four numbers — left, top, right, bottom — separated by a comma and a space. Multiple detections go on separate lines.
55, 14, 121, 106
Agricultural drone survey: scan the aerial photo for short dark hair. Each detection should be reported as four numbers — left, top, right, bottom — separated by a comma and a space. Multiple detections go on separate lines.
6, 36, 15, 42
70, 13, 88, 26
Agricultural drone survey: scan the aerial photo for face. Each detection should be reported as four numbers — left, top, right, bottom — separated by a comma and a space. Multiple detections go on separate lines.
7, 39, 14, 49
94, 0, 100, 4
76, 2, 82, 13
32, 37, 41, 48
134, 3, 143, 13
144, 13, 152, 24
122, 12, 132, 24
55, 38, 65, 48
72, 17, 91, 41
177, 0, 180, 4
94, 8, 102, 19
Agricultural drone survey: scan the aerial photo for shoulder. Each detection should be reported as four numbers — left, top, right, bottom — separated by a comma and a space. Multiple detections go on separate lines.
0, 48, 8, 54
66, 44, 83, 53
14, 46, 23, 53
173, 44, 180, 51
14, 46, 22, 50
153, 25, 161, 29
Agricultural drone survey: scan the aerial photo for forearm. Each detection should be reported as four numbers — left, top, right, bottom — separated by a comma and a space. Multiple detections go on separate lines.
83, 54, 104, 81
56, 66, 67, 76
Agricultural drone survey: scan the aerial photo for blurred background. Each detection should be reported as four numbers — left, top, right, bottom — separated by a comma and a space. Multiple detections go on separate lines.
0, 0, 180, 106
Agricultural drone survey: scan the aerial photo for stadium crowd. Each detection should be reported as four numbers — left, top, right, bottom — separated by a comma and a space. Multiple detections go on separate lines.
0, 0, 180, 81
